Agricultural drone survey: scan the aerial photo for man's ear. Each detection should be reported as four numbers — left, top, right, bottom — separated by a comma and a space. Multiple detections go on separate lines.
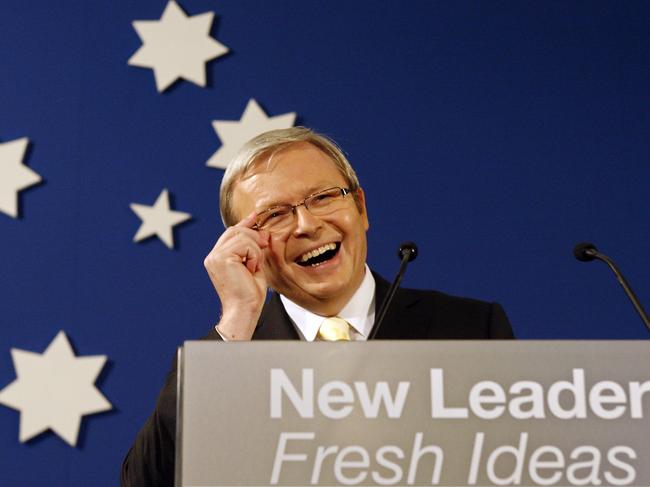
356, 187, 369, 231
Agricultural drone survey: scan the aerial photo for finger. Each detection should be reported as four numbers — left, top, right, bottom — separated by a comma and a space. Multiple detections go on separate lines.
221, 227, 268, 253
254, 248, 266, 273
227, 235, 262, 270
257, 229, 270, 248
235, 211, 258, 229
244, 247, 263, 274
206, 230, 260, 268
233, 212, 269, 247
222, 233, 262, 261
245, 255, 256, 274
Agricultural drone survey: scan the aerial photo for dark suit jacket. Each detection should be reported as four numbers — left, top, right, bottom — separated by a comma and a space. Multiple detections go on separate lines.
120, 273, 513, 487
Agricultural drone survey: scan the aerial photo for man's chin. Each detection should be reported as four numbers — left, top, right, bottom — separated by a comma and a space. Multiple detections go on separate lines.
280, 278, 349, 304
300, 278, 346, 297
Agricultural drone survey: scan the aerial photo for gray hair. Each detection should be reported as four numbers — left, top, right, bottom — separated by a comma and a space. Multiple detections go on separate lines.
219, 126, 361, 227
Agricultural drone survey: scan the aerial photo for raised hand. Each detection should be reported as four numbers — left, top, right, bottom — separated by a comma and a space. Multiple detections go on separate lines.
204, 212, 270, 340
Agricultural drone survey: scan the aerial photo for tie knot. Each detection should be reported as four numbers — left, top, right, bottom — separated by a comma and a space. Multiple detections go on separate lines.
318, 317, 351, 341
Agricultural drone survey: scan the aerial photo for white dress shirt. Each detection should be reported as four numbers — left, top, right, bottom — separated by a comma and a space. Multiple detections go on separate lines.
280, 264, 376, 341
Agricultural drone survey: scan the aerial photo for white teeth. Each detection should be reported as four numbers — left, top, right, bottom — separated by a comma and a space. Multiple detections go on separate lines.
300, 243, 337, 263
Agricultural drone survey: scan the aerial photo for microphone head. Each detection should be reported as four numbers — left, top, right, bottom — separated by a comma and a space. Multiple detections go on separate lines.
573, 242, 598, 262
398, 241, 418, 262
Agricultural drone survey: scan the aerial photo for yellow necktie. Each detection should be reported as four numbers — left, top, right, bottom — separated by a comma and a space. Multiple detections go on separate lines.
318, 317, 351, 341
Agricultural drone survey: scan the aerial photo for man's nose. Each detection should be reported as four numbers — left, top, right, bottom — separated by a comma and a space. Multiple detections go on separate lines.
292, 205, 322, 236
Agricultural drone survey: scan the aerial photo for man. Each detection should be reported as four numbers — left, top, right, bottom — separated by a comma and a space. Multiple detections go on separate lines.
120, 127, 513, 486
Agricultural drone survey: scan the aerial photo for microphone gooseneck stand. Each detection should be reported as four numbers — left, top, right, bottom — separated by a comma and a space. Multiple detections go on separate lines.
369, 242, 418, 340
573, 242, 650, 333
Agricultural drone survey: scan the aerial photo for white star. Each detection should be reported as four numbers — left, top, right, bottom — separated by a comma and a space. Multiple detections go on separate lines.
206, 98, 297, 169
0, 331, 111, 447
128, 0, 229, 92
130, 189, 191, 249
0, 137, 42, 218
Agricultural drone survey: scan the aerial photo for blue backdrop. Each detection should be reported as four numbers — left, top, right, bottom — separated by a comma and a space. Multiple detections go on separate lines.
1, 1, 649, 485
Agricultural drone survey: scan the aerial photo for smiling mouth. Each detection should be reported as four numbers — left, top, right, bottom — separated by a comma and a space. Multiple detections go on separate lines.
296, 242, 341, 267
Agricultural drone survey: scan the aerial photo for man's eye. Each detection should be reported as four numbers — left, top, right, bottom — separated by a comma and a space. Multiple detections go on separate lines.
266, 208, 290, 221
313, 193, 334, 203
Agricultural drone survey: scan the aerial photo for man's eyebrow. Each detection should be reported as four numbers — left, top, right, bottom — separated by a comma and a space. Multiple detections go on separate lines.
257, 184, 333, 209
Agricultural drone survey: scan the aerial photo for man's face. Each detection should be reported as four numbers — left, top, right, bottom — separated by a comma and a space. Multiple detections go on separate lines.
231, 142, 369, 315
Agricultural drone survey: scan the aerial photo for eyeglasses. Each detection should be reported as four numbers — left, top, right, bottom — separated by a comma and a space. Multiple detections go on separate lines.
253, 187, 352, 232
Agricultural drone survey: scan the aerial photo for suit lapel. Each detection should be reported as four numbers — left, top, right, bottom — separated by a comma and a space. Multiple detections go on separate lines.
371, 271, 423, 339
253, 292, 301, 340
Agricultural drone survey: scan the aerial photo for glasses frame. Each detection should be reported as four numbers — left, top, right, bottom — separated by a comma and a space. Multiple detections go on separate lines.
252, 187, 352, 231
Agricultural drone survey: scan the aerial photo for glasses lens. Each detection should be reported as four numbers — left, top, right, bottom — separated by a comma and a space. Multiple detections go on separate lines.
306, 187, 346, 215
257, 206, 293, 230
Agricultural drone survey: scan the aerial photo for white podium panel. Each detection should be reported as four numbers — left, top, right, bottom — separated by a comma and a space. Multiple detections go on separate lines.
176, 341, 650, 487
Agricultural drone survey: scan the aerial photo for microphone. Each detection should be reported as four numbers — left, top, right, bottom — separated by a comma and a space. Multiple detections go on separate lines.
369, 242, 418, 339
573, 242, 598, 262
573, 242, 650, 332
399, 241, 418, 262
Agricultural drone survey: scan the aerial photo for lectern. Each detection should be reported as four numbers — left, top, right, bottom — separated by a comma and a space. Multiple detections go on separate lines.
176, 341, 649, 487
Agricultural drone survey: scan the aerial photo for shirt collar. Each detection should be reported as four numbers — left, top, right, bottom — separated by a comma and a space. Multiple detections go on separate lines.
280, 265, 376, 341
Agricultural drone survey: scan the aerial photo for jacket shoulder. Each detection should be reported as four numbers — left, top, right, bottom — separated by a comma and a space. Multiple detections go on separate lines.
383, 285, 514, 339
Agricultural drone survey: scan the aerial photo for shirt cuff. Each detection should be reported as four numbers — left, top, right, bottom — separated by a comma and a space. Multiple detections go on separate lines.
214, 325, 229, 341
